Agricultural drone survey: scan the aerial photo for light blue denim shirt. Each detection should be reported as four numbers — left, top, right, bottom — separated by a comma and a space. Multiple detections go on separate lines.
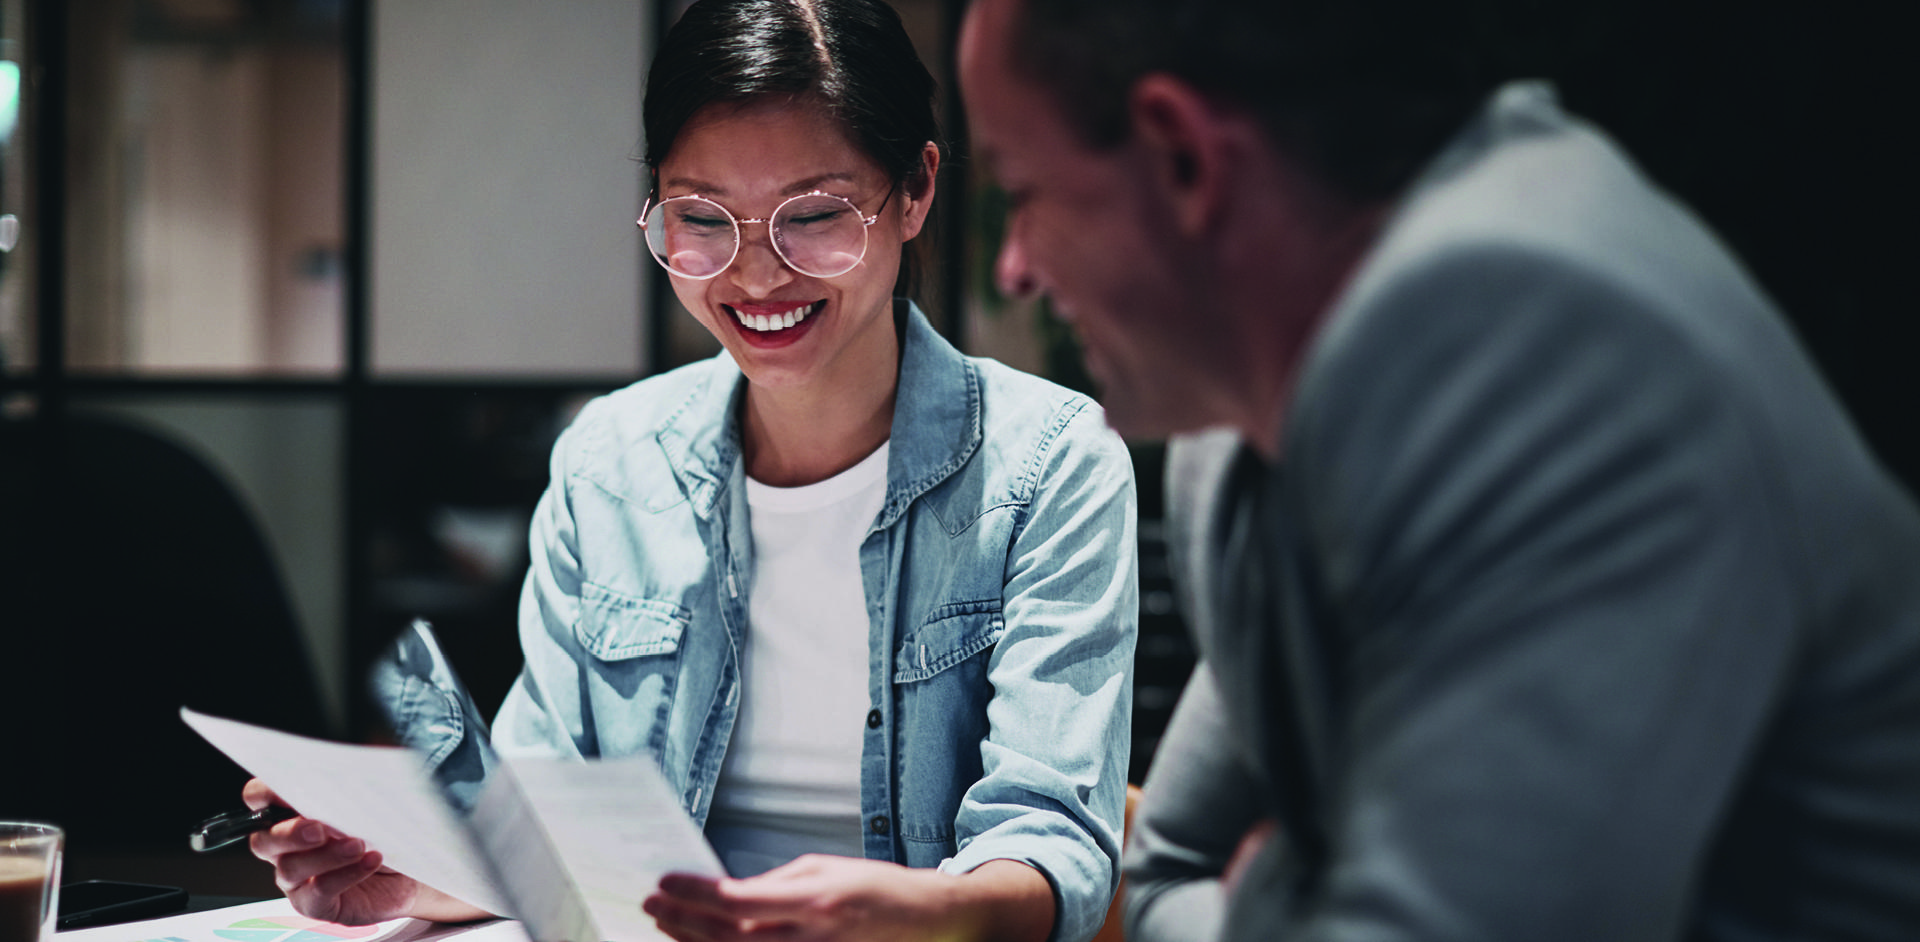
490, 302, 1137, 942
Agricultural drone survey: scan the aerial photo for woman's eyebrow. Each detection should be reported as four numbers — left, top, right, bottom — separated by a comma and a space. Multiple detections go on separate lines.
659, 175, 727, 194
782, 171, 860, 193
658, 171, 862, 197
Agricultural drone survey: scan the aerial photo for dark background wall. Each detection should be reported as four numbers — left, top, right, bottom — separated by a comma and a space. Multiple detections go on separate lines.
1505, 1, 1913, 489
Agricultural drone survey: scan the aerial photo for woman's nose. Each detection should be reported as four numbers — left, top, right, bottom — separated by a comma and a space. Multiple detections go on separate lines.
728, 230, 795, 296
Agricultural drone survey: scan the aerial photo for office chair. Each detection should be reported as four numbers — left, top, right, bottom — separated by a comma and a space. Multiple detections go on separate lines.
0, 412, 328, 853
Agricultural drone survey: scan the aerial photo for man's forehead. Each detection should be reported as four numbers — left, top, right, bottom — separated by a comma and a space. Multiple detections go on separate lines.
958, 0, 1022, 92
958, 0, 1040, 146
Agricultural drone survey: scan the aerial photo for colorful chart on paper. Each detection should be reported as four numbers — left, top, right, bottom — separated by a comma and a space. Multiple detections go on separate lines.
215, 915, 385, 942
121, 914, 385, 942
55, 899, 441, 942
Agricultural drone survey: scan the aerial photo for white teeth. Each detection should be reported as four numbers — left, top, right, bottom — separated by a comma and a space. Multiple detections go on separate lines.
733, 302, 820, 332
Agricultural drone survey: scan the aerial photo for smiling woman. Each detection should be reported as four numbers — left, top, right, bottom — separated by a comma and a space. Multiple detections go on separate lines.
238, 3, 1139, 942
641, 99, 931, 438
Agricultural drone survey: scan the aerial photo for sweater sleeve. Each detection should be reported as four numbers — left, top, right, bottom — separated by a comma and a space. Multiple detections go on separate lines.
1124, 662, 1264, 942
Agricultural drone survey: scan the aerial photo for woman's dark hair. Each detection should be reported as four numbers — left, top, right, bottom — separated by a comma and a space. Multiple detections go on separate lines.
645, 0, 942, 298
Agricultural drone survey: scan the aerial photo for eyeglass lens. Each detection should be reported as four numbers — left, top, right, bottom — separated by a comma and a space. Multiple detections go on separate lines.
644, 194, 869, 279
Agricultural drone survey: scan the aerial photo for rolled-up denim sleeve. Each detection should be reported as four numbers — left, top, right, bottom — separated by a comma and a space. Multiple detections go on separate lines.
942, 399, 1139, 942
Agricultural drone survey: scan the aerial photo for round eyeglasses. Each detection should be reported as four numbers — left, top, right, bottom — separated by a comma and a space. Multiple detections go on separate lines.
639, 191, 881, 280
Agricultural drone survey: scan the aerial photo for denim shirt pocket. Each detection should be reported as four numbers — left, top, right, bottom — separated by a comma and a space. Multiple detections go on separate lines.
575, 583, 690, 660
892, 600, 1004, 682
890, 600, 1005, 849
573, 584, 693, 759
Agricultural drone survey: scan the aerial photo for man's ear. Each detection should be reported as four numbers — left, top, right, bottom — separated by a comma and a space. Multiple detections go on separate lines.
899, 141, 941, 241
1128, 74, 1230, 238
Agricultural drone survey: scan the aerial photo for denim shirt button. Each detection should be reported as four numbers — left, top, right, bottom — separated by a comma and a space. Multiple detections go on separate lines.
866, 709, 883, 729
869, 815, 890, 835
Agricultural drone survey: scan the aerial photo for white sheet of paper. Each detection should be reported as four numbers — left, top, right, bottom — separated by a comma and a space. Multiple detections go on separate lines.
182, 709, 726, 942
55, 897, 428, 942
181, 708, 512, 916
54, 897, 526, 942
498, 756, 725, 942
465, 763, 594, 942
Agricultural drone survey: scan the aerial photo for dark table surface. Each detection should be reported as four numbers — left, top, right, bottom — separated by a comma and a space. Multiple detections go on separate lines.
57, 847, 279, 929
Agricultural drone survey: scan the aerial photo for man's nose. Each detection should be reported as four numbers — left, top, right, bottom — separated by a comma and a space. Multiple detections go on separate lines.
994, 228, 1039, 300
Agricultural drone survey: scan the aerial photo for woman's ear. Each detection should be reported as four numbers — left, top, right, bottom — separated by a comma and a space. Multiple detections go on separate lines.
899, 141, 940, 241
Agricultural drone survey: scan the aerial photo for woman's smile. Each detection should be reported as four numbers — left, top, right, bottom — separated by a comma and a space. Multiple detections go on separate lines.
725, 299, 826, 345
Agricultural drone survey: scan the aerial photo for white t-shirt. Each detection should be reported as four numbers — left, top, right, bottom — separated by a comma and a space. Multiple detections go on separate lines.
705, 442, 889, 877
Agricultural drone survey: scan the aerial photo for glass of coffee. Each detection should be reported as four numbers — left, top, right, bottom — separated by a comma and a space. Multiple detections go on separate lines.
0, 823, 62, 942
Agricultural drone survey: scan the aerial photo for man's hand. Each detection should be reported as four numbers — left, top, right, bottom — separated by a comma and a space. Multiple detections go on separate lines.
642, 855, 1053, 942
1223, 818, 1278, 898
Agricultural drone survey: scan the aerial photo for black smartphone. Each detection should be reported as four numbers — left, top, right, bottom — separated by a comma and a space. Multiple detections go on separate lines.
56, 880, 189, 930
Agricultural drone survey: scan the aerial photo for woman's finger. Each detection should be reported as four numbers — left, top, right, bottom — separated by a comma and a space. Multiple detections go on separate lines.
292, 850, 385, 908
271, 838, 369, 890
248, 817, 325, 862
241, 778, 280, 811
645, 892, 743, 942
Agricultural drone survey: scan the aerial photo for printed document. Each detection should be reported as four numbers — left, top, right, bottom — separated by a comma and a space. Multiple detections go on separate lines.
181, 708, 723, 942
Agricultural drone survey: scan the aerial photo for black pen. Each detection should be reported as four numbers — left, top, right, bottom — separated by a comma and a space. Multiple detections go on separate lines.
190, 805, 299, 853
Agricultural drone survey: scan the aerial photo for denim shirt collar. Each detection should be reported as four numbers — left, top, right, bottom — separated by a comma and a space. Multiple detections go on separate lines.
654, 300, 980, 526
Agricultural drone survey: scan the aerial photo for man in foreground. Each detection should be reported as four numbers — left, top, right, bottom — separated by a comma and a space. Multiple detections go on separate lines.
958, 0, 1920, 939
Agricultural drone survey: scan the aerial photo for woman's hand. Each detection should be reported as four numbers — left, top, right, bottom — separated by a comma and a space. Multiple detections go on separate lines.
241, 779, 489, 926
642, 855, 1053, 942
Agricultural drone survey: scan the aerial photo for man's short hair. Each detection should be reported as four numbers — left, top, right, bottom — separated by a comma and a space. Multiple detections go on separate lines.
1006, 0, 1501, 202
